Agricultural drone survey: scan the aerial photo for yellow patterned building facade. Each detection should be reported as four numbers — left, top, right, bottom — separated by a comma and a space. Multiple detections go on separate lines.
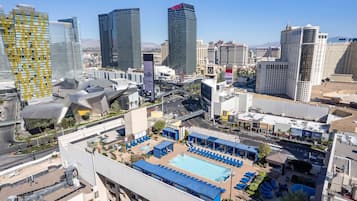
0, 5, 52, 102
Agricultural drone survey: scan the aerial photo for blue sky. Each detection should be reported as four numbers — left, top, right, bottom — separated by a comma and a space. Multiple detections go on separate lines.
1, 0, 356, 45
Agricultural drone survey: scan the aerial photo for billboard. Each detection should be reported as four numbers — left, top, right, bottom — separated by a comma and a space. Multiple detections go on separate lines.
225, 65, 233, 84
290, 128, 302, 137
201, 82, 212, 101
143, 54, 155, 101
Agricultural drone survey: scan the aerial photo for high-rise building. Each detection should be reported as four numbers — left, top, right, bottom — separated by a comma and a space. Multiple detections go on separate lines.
256, 24, 328, 102
50, 17, 83, 80
0, 4, 52, 101
98, 8, 141, 71
168, 3, 197, 74
161, 40, 169, 65
0, 24, 12, 81
255, 61, 288, 94
219, 41, 248, 66
207, 42, 216, 64
281, 25, 327, 101
196, 40, 208, 67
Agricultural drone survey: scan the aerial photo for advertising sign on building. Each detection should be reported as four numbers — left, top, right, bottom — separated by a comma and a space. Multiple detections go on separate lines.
143, 54, 155, 101
290, 128, 303, 137
225, 65, 233, 84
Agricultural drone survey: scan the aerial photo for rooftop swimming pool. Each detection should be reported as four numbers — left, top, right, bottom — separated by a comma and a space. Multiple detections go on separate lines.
169, 154, 231, 182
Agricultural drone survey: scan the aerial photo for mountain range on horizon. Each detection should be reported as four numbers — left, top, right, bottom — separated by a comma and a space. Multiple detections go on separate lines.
81, 36, 354, 50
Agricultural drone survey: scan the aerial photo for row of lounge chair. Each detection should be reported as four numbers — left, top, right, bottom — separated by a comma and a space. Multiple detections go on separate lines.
126, 135, 150, 149
188, 147, 243, 167
157, 164, 226, 193
234, 171, 256, 190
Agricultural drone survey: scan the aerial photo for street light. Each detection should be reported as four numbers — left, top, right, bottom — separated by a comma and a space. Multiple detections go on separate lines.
229, 170, 235, 200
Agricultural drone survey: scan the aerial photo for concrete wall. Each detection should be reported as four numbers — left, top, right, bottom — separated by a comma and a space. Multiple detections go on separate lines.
323, 43, 350, 79
93, 153, 202, 201
252, 98, 329, 121
124, 107, 148, 135
323, 42, 357, 80
213, 96, 239, 116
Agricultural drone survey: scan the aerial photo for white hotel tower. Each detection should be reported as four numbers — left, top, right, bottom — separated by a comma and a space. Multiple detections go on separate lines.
256, 24, 327, 102
282, 25, 327, 102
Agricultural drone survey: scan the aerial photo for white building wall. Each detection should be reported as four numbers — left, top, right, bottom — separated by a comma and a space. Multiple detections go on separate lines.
219, 42, 248, 66
124, 107, 148, 136
281, 25, 324, 102
213, 96, 239, 116
311, 33, 328, 85
196, 40, 208, 66
252, 98, 329, 121
281, 27, 303, 101
94, 153, 202, 201
238, 93, 252, 113
59, 122, 201, 201
161, 40, 169, 65
323, 42, 350, 79
86, 68, 143, 84
207, 43, 216, 64
255, 61, 288, 94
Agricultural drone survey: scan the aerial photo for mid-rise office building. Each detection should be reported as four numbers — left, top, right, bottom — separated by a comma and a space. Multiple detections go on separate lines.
256, 25, 327, 102
98, 8, 141, 71
168, 3, 197, 74
50, 17, 83, 80
196, 40, 208, 66
0, 4, 52, 102
161, 40, 169, 65
219, 41, 248, 66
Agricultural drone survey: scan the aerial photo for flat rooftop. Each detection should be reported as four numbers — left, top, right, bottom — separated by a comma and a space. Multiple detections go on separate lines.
237, 112, 329, 133
0, 168, 92, 201
332, 133, 357, 177
311, 82, 357, 133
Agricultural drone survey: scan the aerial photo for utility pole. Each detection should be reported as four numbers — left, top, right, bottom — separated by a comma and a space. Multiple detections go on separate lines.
229, 170, 234, 200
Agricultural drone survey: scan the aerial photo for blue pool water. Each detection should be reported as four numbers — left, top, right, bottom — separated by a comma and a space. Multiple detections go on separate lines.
169, 154, 231, 182
140, 145, 151, 151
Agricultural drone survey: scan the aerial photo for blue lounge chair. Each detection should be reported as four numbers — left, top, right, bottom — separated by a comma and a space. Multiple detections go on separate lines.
240, 177, 250, 183
234, 183, 247, 190
240, 179, 249, 184
246, 172, 255, 176
271, 179, 278, 189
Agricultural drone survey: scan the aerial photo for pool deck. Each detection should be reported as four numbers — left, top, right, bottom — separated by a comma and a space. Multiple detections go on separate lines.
146, 141, 260, 201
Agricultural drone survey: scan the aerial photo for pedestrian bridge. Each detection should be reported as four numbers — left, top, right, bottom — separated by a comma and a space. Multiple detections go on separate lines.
0, 120, 20, 127
176, 110, 205, 121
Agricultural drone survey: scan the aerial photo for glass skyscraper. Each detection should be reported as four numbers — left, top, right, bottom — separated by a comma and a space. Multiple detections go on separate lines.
49, 17, 83, 80
168, 3, 197, 74
98, 8, 141, 71
0, 5, 52, 102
